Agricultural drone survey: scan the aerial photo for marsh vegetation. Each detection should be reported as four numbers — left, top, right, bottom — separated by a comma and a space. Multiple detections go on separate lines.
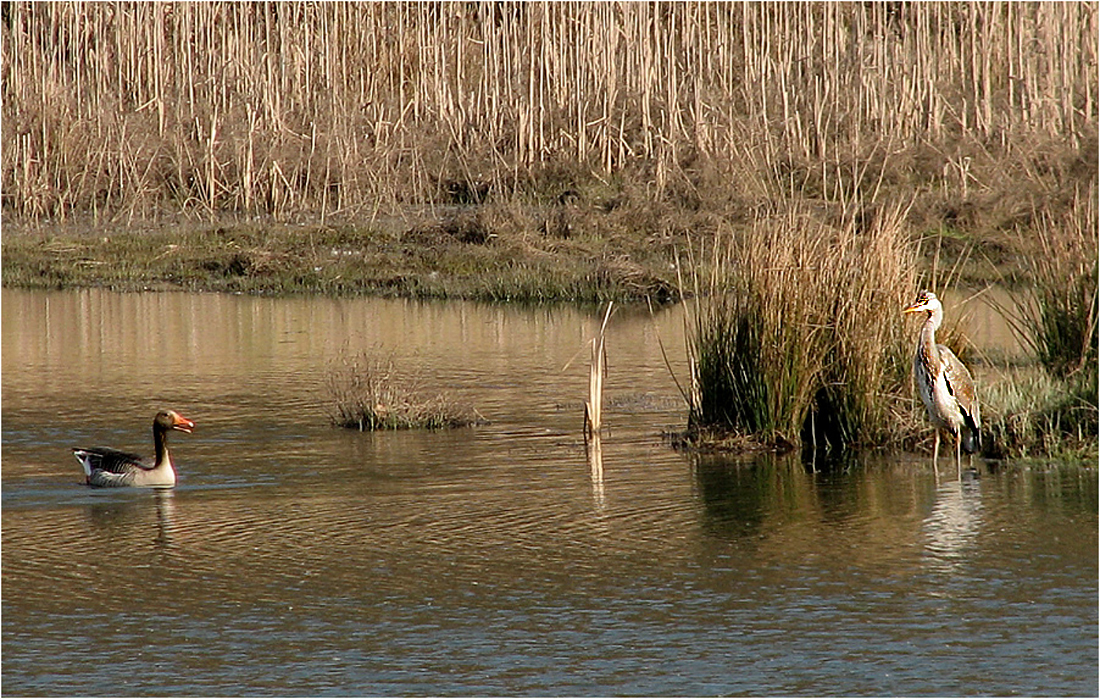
685, 203, 917, 453
2, 3, 1094, 454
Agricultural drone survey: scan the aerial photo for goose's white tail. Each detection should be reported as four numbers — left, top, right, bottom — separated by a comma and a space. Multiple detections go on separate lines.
73, 449, 94, 478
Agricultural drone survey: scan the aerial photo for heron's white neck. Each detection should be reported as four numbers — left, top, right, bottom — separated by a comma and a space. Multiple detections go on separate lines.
924, 301, 944, 333
918, 303, 944, 372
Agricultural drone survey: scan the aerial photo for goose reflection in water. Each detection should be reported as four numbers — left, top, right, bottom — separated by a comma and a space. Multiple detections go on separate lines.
83, 489, 177, 550
154, 489, 177, 548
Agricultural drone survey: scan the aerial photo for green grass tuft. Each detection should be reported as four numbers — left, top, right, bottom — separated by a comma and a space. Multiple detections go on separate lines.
988, 188, 1098, 382
980, 366, 1098, 461
688, 202, 918, 451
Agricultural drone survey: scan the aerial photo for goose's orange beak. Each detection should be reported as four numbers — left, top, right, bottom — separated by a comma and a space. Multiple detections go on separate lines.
172, 413, 195, 433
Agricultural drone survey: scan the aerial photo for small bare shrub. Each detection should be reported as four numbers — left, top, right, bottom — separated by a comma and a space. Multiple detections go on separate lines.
325, 351, 475, 430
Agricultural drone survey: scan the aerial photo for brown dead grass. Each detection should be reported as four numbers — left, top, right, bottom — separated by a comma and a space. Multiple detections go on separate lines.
2, 3, 1094, 232
325, 351, 479, 431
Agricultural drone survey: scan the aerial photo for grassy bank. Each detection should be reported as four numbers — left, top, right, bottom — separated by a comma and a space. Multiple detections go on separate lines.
680, 190, 1096, 459
0, 210, 681, 302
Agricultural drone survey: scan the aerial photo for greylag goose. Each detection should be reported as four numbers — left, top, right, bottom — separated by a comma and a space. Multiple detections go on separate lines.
904, 291, 981, 477
73, 410, 195, 488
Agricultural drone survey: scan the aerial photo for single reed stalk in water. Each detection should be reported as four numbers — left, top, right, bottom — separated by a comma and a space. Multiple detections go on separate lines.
585, 301, 613, 440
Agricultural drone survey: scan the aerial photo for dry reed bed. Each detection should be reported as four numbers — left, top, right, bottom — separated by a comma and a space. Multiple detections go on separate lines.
686, 202, 918, 452
3, 2, 1095, 221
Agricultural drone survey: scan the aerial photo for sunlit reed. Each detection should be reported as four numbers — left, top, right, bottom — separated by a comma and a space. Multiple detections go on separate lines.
585, 301, 613, 439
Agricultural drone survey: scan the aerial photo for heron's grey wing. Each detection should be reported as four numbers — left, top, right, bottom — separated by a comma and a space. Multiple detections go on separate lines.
937, 344, 980, 427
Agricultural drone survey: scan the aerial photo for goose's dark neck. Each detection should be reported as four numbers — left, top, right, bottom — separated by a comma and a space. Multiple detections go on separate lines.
153, 424, 171, 467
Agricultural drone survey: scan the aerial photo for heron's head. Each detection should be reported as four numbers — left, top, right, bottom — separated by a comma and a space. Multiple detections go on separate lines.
903, 290, 941, 316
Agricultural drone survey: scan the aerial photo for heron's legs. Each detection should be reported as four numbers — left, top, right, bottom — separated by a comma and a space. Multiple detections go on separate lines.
955, 432, 962, 480
932, 430, 941, 483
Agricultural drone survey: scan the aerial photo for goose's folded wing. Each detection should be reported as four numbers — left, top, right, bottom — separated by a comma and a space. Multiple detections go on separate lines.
73, 447, 152, 474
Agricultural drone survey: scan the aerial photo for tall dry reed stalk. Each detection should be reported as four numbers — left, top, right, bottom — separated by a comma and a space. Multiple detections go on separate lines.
2, 3, 1094, 221
688, 203, 918, 450
585, 301, 613, 439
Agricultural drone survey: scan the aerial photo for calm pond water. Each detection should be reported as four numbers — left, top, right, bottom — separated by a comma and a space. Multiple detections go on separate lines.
2, 287, 1096, 696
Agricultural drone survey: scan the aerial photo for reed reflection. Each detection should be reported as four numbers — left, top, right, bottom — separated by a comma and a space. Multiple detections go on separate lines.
586, 432, 605, 511
692, 453, 791, 540
691, 452, 970, 581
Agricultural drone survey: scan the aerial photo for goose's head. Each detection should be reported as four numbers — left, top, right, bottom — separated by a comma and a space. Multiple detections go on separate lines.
154, 410, 195, 434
